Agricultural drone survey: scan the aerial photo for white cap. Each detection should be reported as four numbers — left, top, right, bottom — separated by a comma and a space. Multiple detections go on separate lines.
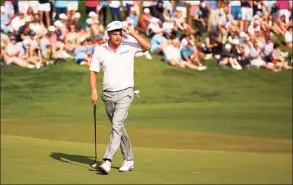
106, 21, 123, 32
48, 26, 55, 32
88, 11, 98, 17
25, 16, 31, 22
232, 38, 239, 45
201, 2, 206, 8
240, 32, 247, 38
54, 20, 63, 28
254, 20, 260, 25
130, 6, 136, 12
1, 6, 5, 13
80, 36, 86, 42
153, 27, 164, 34
225, 43, 232, 51
253, 15, 260, 20
59, 13, 68, 19
74, 12, 81, 19
144, 8, 150, 14
86, 18, 93, 25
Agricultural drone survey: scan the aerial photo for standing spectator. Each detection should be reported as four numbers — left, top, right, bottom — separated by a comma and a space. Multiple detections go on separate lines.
38, 0, 51, 28
109, 0, 122, 21
206, 0, 218, 32
240, 0, 253, 31
99, 0, 109, 27
276, 0, 291, 23
122, 1, 134, 18
4, 0, 15, 19
67, 0, 79, 16
187, 1, 201, 26
192, 2, 207, 36
55, 0, 67, 20
230, 0, 242, 20
86, 0, 99, 15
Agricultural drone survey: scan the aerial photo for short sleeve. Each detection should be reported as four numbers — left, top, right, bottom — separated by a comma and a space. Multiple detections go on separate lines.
89, 46, 101, 72
123, 40, 142, 54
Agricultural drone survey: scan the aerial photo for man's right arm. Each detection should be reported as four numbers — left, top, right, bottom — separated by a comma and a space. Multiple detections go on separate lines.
89, 71, 98, 105
89, 46, 101, 105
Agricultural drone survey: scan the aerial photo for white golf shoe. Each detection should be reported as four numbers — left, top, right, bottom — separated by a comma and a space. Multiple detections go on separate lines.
118, 160, 134, 172
98, 160, 111, 175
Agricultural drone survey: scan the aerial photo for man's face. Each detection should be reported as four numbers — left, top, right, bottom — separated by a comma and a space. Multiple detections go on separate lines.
108, 30, 122, 45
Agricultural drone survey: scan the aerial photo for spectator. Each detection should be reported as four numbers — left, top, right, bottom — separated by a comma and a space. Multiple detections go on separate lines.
250, 41, 278, 71
10, 12, 26, 33
276, 0, 291, 23
38, 0, 51, 28
149, 28, 167, 54
55, 0, 67, 20
163, 39, 198, 69
1, 6, 10, 33
122, 1, 134, 18
64, 24, 79, 52
180, 41, 207, 70
240, 0, 253, 31
74, 36, 92, 67
284, 26, 293, 49
271, 43, 292, 70
109, 0, 122, 21
67, 0, 79, 16
85, 0, 99, 15
230, 0, 242, 20
99, 0, 109, 27
218, 43, 242, 70
137, 8, 153, 34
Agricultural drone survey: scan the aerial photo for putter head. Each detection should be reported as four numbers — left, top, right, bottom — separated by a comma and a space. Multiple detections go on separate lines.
90, 163, 98, 169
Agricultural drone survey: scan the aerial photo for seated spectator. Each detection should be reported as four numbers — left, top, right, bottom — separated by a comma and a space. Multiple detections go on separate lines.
271, 43, 292, 70
262, 36, 274, 63
10, 12, 26, 33
284, 26, 292, 49
137, 8, 153, 34
74, 37, 92, 67
64, 24, 80, 52
163, 39, 198, 69
1, 46, 37, 69
250, 41, 279, 72
234, 38, 251, 68
150, 28, 167, 54
218, 43, 242, 70
180, 41, 207, 70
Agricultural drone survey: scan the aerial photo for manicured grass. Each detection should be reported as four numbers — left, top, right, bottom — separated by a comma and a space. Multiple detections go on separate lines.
1, 135, 292, 184
1, 54, 292, 183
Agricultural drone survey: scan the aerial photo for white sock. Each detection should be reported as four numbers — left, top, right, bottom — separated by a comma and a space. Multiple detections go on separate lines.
27, 64, 35, 69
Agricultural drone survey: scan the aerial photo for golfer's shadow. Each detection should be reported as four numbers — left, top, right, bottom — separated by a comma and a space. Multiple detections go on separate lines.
49, 152, 119, 172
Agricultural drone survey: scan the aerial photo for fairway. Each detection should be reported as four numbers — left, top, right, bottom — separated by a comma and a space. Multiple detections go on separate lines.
1, 135, 292, 184
1, 53, 292, 184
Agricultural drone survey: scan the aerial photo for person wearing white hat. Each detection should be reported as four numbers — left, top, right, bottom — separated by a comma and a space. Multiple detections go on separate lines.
89, 21, 150, 175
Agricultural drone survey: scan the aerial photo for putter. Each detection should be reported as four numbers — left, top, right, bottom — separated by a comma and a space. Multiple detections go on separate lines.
90, 104, 98, 169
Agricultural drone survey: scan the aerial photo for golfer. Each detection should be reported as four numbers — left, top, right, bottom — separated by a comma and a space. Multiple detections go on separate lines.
89, 21, 150, 175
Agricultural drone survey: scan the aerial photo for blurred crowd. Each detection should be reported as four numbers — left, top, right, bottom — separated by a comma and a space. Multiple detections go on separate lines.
0, 0, 292, 71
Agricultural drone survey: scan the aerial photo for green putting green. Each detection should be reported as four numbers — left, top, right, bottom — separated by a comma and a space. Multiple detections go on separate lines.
1, 54, 292, 183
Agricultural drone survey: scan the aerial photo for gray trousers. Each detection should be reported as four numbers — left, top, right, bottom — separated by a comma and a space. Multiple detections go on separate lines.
102, 87, 134, 161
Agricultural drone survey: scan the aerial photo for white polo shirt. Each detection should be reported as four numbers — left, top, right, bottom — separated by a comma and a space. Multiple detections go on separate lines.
90, 40, 142, 91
